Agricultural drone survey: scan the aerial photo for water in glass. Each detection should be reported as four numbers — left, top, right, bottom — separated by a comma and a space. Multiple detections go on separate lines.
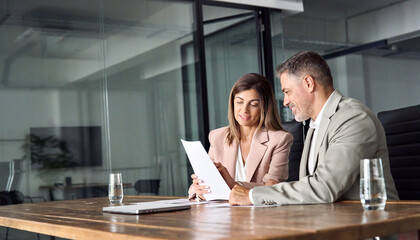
360, 178, 386, 210
360, 158, 387, 210
108, 173, 124, 204
109, 183, 123, 204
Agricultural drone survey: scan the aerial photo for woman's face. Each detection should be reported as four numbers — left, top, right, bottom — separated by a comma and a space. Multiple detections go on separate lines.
233, 89, 261, 128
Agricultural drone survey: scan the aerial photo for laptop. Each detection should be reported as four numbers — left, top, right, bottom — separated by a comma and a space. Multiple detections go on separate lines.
102, 199, 192, 214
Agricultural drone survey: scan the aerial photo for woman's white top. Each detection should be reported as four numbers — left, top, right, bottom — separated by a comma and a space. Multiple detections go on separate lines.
235, 129, 258, 182
235, 145, 247, 181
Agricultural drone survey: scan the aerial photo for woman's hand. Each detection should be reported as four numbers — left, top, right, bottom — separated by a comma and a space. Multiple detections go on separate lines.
264, 179, 279, 186
191, 174, 209, 201
214, 162, 237, 189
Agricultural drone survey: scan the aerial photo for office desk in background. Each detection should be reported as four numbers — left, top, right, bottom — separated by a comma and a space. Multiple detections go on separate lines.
0, 196, 420, 240
39, 183, 132, 201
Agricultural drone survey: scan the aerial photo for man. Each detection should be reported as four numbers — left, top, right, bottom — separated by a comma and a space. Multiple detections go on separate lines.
229, 51, 399, 206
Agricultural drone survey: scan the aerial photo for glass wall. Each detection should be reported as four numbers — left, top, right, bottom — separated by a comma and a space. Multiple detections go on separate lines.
0, 0, 199, 200
203, 5, 260, 130
0, 0, 281, 202
275, 8, 420, 117
0, 0, 105, 200
270, 10, 292, 122
100, 0, 197, 197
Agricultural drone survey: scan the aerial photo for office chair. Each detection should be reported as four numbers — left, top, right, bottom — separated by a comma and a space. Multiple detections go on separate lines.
0, 159, 45, 205
282, 120, 307, 182
1, 159, 43, 240
0, 160, 24, 205
0, 161, 9, 191
378, 104, 420, 200
134, 179, 160, 195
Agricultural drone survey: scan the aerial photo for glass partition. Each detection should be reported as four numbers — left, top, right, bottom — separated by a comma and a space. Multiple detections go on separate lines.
100, 0, 196, 197
0, 0, 283, 202
0, 0, 105, 201
203, 5, 260, 130
270, 10, 292, 121
0, 0, 198, 200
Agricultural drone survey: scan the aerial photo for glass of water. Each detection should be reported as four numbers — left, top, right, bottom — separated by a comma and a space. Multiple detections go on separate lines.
109, 173, 124, 204
360, 158, 387, 210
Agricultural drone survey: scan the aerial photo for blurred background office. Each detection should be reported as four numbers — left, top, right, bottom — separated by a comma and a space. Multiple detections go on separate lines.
0, 0, 419, 202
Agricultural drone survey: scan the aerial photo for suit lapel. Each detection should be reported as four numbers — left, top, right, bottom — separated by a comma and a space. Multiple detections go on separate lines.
299, 127, 314, 179
245, 129, 268, 182
312, 91, 343, 171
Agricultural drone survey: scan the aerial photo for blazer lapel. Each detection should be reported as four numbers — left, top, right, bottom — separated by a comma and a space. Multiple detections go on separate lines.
312, 91, 343, 171
299, 127, 314, 179
224, 140, 238, 178
245, 129, 268, 182
299, 91, 343, 179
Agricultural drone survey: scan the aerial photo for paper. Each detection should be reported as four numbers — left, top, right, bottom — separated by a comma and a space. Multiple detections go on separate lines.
181, 139, 231, 200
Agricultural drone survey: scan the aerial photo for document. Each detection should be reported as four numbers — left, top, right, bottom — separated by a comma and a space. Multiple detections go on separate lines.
181, 139, 231, 200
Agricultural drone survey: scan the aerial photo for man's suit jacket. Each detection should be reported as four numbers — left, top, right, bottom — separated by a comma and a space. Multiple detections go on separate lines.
252, 91, 399, 205
188, 127, 293, 198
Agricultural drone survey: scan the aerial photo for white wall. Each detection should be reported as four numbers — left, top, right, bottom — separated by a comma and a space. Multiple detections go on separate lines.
347, 0, 420, 43
327, 55, 420, 114
279, 0, 420, 114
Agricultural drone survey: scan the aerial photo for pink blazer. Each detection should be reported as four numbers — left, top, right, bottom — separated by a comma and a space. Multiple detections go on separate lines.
188, 126, 293, 198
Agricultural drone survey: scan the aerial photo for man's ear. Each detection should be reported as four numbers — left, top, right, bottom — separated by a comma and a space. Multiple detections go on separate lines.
302, 75, 315, 92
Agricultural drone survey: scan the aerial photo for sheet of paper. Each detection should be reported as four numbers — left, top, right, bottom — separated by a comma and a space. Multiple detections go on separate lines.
181, 139, 231, 200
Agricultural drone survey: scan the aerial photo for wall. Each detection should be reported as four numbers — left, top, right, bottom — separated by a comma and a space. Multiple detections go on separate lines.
347, 0, 420, 43
363, 56, 420, 113
278, 0, 420, 114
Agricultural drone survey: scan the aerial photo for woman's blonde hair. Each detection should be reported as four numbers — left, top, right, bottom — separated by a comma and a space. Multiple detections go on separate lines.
226, 73, 284, 145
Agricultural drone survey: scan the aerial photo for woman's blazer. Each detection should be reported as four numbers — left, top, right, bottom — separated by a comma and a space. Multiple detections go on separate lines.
188, 126, 293, 198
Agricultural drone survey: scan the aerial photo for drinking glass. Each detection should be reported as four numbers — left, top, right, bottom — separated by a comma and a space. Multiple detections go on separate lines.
360, 158, 387, 210
108, 173, 124, 204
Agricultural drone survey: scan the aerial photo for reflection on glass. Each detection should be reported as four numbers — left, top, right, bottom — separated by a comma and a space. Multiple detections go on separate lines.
0, 0, 198, 200
203, 5, 260, 130
270, 11, 292, 122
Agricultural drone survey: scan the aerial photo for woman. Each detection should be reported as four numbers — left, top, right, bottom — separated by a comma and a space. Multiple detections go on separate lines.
189, 73, 293, 201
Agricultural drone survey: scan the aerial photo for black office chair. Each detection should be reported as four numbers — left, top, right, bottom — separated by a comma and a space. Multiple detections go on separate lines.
378, 104, 420, 200
134, 179, 160, 195
1, 159, 44, 240
0, 159, 25, 205
282, 120, 308, 182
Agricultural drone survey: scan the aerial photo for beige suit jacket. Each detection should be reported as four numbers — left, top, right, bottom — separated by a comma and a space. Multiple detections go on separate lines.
252, 91, 399, 205
188, 127, 293, 198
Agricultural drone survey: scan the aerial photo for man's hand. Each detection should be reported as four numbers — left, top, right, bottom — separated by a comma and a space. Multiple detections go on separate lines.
264, 179, 279, 186
229, 184, 253, 206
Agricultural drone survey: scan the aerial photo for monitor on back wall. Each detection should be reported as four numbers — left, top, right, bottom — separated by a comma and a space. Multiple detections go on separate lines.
29, 126, 102, 170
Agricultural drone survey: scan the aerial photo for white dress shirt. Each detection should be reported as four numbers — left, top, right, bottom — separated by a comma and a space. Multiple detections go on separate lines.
235, 145, 247, 182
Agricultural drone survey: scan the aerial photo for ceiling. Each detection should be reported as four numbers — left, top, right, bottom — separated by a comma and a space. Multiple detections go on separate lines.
1, 0, 419, 89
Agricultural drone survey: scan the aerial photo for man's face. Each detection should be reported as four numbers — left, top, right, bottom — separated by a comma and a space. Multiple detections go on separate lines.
280, 72, 312, 122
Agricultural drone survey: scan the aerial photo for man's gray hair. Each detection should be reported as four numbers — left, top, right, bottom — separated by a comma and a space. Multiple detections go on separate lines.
276, 51, 333, 88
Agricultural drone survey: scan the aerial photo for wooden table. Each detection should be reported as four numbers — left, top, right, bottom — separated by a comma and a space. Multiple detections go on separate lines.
0, 196, 419, 240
